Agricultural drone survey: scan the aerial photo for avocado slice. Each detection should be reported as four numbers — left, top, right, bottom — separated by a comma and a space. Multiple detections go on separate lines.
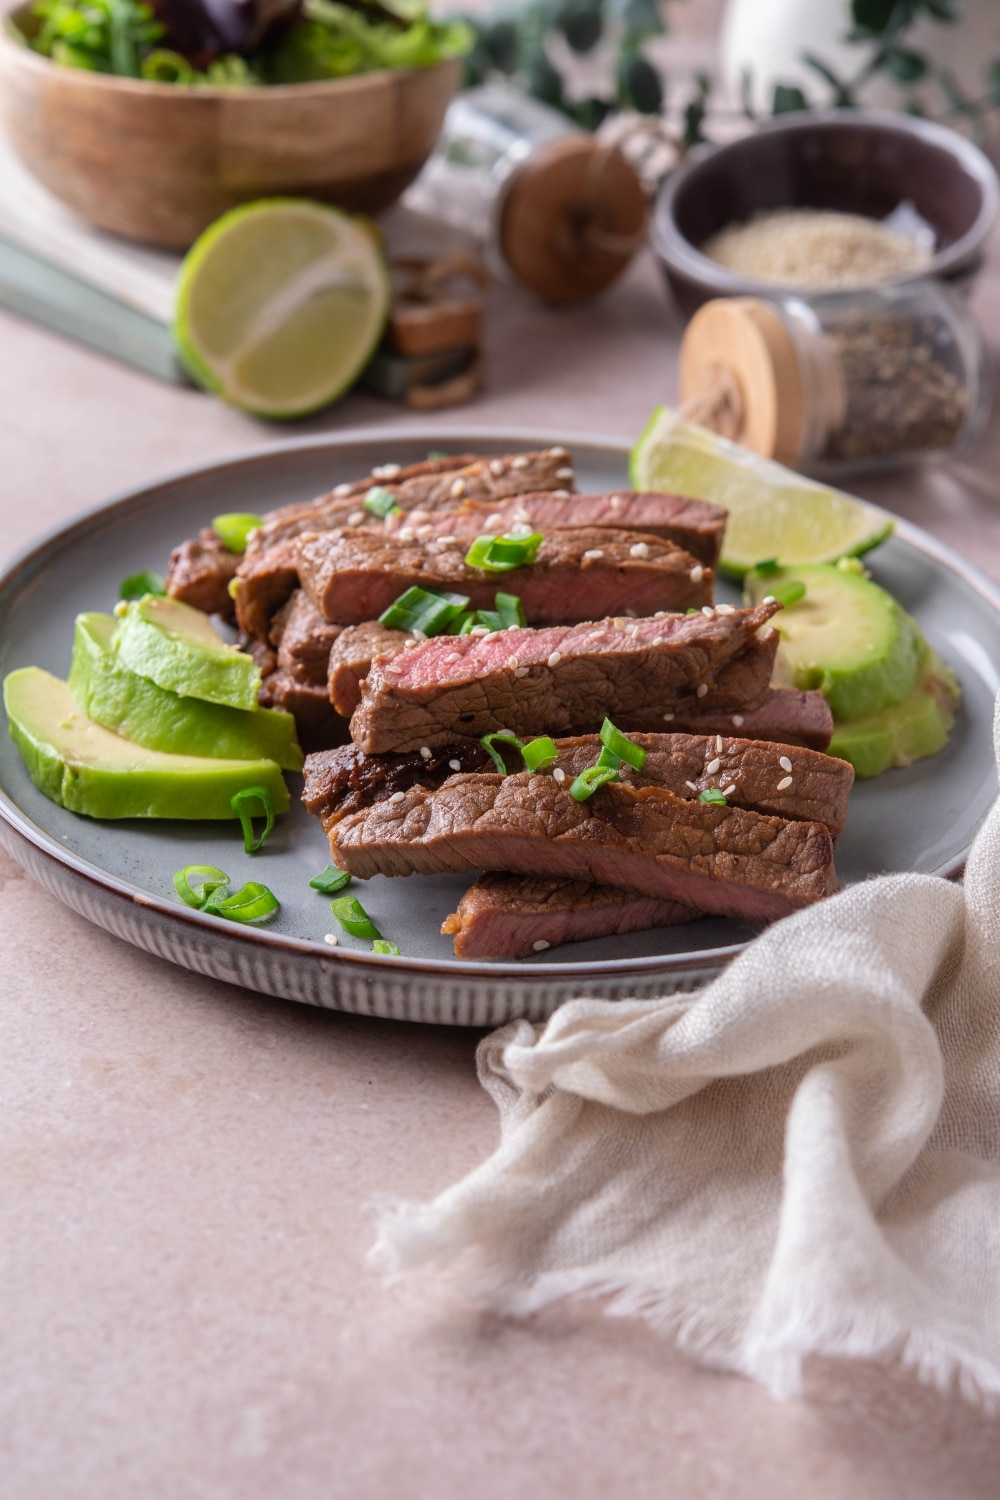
70, 613, 302, 771
744, 561, 921, 721
4, 667, 289, 820
829, 645, 961, 779
112, 595, 261, 712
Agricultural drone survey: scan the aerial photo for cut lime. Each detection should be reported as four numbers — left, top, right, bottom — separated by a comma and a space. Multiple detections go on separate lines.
630, 406, 893, 578
174, 199, 391, 420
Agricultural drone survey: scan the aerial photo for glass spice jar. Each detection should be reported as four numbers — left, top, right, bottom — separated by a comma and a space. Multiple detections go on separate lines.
678, 283, 992, 475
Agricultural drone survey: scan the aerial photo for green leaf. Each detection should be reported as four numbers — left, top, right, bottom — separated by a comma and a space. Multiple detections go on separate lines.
619, 52, 663, 114
883, 46, 928, 83
772, 83, 809, 114
988, 60, 1000, 107
850, 0, 899, 36
484, 17, 519, 72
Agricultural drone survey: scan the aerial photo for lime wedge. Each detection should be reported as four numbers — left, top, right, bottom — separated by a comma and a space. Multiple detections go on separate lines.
630, 406, 893, 577
174, 199, 391, 419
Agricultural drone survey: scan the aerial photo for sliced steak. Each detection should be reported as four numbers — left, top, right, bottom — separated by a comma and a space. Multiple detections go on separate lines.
441, 874, 699, 959
656, 688, 834, 752
258, 671, 349, 750
330, 773, 837, 925
234, 448, 576, 639
386, 490, 726, 567
296, 527, 713, 627
166, 528, 241, 618
351, 603, 780, 753
275, 589, 343, 686
328, 621, 411, 716
302, 730, 852, 837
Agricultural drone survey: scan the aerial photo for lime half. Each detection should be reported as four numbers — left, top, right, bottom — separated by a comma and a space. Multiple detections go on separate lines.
630, 406, 893, 577
175, 199, 391, 419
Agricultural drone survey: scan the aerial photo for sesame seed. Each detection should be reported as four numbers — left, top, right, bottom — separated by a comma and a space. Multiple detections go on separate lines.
416, 525, 432, 539
553, 490, 572, 499
701, 605, 714, 617
507, 656, 520, 670
589, 630, 605, 639
390, 790, 406, 803
470, 625, 490, 636
411, 627, 427, 642
512, 456, 529, 469
448, 759, 461, 771
450, 479, 466, 498
613, 617, 625, 629
685, 780, 699, 792
763, 594, 776, 605
716, 603, 735, 615
333, 483, 352, 496
716, 735, 724, 752
732, 714, 744, 727
555, 468, 574, 481
515, 666, 529, 678
627, 624, 640, 637
445, 651, 461, 662
347, 511, 365, 526
419, 746, 432, 759
651, 636, 664, 646
690, 565, 704, 584
779, 755, 793, 772
486, 512, 503, 529
547, 651, 562, 666
403, 640, 416, 649
323, 933, 339, 946
385, 663, 402, 674
583, 549, 604, 560
610, 494, 623, 509
510, 523, 534, 538
490, 460, 505, 476
373, 463, 401, 479
629, 542, 650, 559
548, 446, 568, 458
722, 785, 737, 798
553, 767, 566, 783
662, 711, 674, 721
696, 684, 709, 698
398, 528, 414, 541
777, 776, 793, 791
532, 939, 551, 952
706, 758, 721, 775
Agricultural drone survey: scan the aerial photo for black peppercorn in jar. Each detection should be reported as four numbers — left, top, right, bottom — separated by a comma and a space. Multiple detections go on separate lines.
678, 285, 991, 475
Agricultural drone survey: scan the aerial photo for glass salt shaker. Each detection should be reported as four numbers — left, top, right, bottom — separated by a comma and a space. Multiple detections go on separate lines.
678, 282, 991, 475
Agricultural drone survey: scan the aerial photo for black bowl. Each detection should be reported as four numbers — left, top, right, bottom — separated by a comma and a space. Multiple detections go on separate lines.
653, 109, 1000, 317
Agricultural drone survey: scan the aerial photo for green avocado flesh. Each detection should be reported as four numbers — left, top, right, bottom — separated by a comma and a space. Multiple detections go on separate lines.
828, 647, 961, 779
113, 594, 261, 711
744, 562, 921, 721
70, 613, 302, 771
3, 667, 289, 820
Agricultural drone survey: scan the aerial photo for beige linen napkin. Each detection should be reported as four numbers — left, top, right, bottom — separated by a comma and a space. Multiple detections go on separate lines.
375, 700, 1000, 1406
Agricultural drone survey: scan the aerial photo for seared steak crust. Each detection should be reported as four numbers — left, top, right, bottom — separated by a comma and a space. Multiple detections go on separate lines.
385, 490, 726, 566
166, 528, 240, 618
275, 589, 343, 686
656, 688, 834, 751
441, 874, 698, 959
296, 527, 712, 627
330, 773, 837, 924
328, 622, 412, 716
351, 603, 780, 753
302, 730, 852, 836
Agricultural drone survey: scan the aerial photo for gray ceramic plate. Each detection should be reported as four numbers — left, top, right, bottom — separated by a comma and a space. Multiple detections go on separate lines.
1, 428, 998, 1026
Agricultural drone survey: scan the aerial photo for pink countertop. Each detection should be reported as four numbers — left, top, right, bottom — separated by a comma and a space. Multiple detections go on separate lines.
2, 240, 1000, 1498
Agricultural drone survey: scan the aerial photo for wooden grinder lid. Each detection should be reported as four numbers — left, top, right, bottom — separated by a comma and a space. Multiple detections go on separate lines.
678, 298, 806, 466
498, 136, 647, 305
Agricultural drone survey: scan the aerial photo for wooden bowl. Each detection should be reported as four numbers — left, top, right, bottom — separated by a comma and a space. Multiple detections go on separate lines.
0, 5, 461, 248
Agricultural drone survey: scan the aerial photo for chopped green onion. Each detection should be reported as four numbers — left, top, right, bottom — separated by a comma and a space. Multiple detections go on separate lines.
475, 609, 503, 632
379, 585, 470, 636
521, 736, 559, 771
173, 865, 230, 909
202, 882, 280, 923
227, 577, 240, 601
364, 486, 403, 519
600, 719, 647, 771
120, 570, 166, 601
212, 512, 263, 553
464, 532, 544, 573
330, 895, 381, 939
480, 731, 524, 774
686, 607, 702, 615
698, 788, 729, 805
752, 557, 780, 577
596, 746, 621, 771
309, 867, 351, 894
495, 592, 527, 628
569, 765, 620, 801
448, 612, 477, 635
230, 785, 276, 854
427, 450, 449, 460
372, 939, 402, 956
769, 579, 806, 608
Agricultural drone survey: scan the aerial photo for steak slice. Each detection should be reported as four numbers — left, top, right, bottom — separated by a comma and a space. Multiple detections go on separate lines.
302, 730, 851, 836
166, 528, 241, 618
441, 874, 699, 960
328, 621, 411, 716
275, 589, 343, 687
234, 448, 576, 639
330, 773, 837, 925
386, 489, 726, 567
656, 688, 834, 752
258, 672, 349, 750
296, 527, 712, 627
351, 603, 780, 753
